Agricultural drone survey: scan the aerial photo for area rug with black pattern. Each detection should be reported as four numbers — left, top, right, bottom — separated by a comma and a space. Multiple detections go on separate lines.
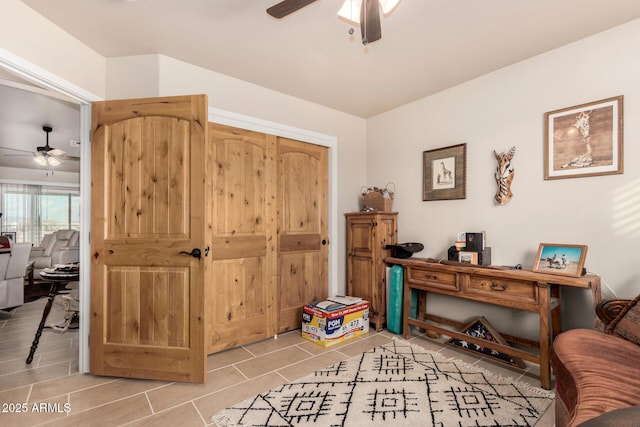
211, 338, 553, 427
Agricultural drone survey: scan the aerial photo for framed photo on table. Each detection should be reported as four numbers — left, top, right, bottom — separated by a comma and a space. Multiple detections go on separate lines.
533, 243, 588, 277
458, 251, 478, 265
422, 143, 466, 201
544, 96, 623, 180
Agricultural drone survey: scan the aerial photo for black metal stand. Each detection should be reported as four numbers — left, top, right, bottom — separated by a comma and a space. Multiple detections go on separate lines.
26, 270, 79, 364
26, 281, 61, 364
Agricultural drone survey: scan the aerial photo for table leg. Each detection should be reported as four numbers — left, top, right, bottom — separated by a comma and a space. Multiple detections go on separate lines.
551, 285, 562, 344
538, 282, 551, 390
26, 282, 60, 364
417, 292, 428, 334
402, 270, 410, 339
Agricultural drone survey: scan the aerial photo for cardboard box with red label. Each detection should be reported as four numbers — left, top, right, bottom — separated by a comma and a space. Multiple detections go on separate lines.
301, 300, 369, 347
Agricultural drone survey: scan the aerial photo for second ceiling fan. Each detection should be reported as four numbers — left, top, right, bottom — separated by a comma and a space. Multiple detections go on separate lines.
1, 125, 79, 169
267, 0, 399, 45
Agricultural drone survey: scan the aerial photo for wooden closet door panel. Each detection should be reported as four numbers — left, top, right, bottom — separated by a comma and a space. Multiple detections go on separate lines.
277, 138, 329, 332
206, 123, 276, 353
91, 95, 207, 383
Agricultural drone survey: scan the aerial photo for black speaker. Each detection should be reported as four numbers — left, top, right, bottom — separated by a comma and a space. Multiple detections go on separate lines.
465, 232, 484, 252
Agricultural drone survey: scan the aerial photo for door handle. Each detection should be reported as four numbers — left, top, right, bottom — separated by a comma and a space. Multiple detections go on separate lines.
179, 248, 202, 260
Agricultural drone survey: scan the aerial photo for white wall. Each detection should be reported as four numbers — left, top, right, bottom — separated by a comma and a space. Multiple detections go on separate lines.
367, 19, 640, 332
106, 55, 160, 100
0, 0, 105, 98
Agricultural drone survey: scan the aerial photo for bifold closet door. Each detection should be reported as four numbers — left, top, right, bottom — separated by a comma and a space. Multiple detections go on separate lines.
276, 137, 329, 332
205, 124, 329, 349
206, 123, 277, 354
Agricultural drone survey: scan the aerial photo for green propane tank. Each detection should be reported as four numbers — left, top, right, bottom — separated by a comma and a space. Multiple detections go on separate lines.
387, 264, 404, 334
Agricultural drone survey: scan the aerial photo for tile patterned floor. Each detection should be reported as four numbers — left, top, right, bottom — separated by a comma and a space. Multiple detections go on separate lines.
0, 297, 555, 426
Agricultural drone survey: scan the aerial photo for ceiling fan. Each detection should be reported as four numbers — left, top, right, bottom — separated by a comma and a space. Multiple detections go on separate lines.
267, 0, 398, 45
0, 125, 79, 168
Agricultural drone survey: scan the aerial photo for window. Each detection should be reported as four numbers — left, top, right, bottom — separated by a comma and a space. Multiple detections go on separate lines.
0, 183, 80, 244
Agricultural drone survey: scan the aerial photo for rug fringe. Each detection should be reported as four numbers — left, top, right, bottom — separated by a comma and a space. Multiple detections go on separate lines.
390, 336, 555, 399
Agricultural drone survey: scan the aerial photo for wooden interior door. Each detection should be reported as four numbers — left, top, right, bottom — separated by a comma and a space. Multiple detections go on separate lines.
277, 137, 329, 332
206, 123, 277, 353
90, 95, 208, 383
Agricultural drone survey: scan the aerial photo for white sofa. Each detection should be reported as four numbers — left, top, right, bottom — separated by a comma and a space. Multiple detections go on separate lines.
30, 229, 79, 276
0, 241, 31, 310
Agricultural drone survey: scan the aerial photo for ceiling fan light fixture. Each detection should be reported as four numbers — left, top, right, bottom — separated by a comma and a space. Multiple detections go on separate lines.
33, 154, 47, 166
338, 0, 399, 25
338, 0, 361, 25
380, 0, 400, 16
48, 157, 61, 167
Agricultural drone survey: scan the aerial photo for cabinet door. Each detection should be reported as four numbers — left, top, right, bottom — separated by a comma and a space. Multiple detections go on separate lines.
347, 218, 375, 255
372, 214, 397, 319
348, 254, 374, 303
346, 215, 375, 302
91, 95, 207, 383
277, 137, 329, 332
346, 212, 397, 330
206, 124, 277, 353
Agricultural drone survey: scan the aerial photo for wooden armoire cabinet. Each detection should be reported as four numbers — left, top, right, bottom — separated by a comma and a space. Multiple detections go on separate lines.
345, 212, 398, 331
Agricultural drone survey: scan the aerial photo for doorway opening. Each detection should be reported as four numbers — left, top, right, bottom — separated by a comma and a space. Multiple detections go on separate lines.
0, 48, 99, 373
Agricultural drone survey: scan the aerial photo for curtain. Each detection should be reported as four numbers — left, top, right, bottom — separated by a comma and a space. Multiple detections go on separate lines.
0, 183, 79, 244
0, 183, 41, 243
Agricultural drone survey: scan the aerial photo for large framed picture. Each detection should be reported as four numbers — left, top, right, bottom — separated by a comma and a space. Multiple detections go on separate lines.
544, 96, 623, 180
533, 243, 588, 277
422, 143, 466, 201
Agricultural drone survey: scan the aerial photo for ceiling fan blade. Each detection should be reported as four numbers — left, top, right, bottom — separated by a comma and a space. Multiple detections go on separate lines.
60, 155, 80, 161
0, 146, 32, 154
267, 0, 317, 18
48, 148, 67, 157
360, 0, 382, 45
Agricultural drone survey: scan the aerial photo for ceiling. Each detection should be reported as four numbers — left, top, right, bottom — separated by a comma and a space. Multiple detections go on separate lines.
0, 71, 81, 174
3, 0, 640, 174
20, 0, 640, 118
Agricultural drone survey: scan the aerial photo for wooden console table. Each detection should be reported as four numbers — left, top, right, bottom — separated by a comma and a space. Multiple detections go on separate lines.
386, 257, 601, 389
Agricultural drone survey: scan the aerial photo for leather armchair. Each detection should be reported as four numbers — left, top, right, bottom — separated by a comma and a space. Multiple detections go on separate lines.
29, 232, 55, 260
30, 229, 79, 276
551, 295, 640, 426
0, 241, 31, 310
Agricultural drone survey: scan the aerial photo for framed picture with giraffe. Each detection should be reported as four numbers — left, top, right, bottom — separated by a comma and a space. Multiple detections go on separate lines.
544, 95, 623, 180
422, 143, 466, 201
